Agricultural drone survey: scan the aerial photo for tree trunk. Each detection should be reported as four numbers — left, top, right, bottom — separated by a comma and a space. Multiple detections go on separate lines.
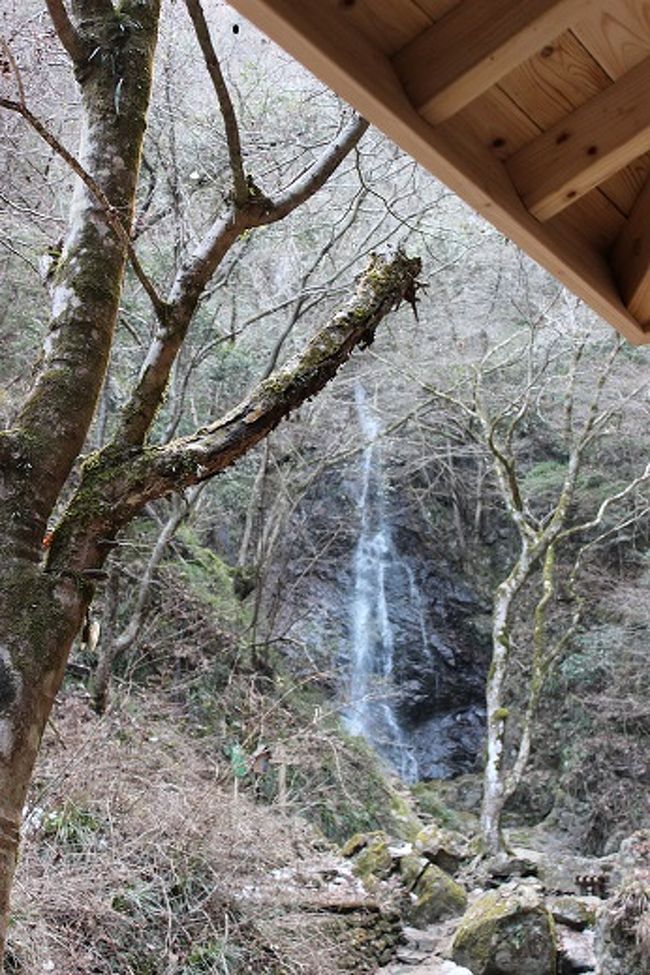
0, 3, 161, 963
0, 566, 84, 966
480, 592, 510, 855
479, 558, 531, 855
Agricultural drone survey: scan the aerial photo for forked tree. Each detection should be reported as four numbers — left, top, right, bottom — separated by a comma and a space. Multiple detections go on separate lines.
415, 318, 650, 854
0, 0, 420, 960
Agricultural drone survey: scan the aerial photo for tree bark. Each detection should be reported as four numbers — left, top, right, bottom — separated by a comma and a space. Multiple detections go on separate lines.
0, 4, 409, 962
0, 2, 161, 964
49, 250, 421, 578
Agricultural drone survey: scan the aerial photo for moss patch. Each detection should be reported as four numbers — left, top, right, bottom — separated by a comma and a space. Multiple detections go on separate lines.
400, 855, 467, 925
452, 885, 556, 975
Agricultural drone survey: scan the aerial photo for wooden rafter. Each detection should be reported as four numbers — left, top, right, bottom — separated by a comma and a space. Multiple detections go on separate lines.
227, 0, 650, 343
611, 174, 650, 326
507, 55, 650, 220
392, 0, 597, 124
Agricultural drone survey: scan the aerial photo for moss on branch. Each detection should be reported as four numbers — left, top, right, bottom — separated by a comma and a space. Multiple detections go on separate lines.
49, 251, 421, 576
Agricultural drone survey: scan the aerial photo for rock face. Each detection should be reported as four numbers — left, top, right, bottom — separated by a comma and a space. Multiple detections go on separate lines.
271, 453, 491, 782
452, 883, 556, 975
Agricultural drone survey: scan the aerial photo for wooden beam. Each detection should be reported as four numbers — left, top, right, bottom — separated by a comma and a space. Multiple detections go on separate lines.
321, 0, 434, 57
226, 0, 648, 343
392, 0, 597, 124
507, 55, 650, 220
611, 175, 650, 326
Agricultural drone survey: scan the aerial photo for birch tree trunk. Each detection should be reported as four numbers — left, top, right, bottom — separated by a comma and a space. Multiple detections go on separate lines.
474, 331, 648, 856
479, 557, 532, 855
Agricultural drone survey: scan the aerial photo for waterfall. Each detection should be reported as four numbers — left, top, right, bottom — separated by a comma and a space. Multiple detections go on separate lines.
344, 384, 429, 783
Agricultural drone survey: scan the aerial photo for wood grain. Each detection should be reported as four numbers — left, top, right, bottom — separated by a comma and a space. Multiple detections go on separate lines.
612, 174, 650, 325
446, 59, 624, 247
496, 27, 648, 216
408, 0, 461, 22
226, 0, 649, 342
574, 0, 650, 76
322, 0, 433, 56
392, 0, 598, 123
500, 29, 611, 130
507, 56, 650, 220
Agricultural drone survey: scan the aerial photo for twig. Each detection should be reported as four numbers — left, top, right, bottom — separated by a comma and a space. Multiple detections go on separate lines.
184, 0, 248, 207
0, 96, 167, 318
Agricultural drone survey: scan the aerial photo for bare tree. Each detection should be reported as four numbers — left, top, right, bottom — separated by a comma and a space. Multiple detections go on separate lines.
407, 315, 650, 854
0, 0, 421, 959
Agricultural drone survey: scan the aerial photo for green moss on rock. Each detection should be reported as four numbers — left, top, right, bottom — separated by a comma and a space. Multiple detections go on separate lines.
352, 832, 394, 882
452, 884, 556, 975
400, 855, 467, 925
388, 791, 422, 842
340, 833, 370, 859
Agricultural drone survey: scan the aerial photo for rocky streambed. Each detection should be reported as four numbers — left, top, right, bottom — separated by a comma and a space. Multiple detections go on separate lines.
337, 824, 650, 975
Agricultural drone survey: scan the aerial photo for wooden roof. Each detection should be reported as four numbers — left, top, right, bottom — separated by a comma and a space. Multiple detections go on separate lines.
227, 0, 650, 344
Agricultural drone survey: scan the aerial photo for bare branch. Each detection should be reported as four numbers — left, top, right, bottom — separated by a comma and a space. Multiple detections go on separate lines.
0, 97, 167, 317
115, 113, 369, 448
183, 0, 248, 206
44, 0, 88, 65
49, 251, 422, 571
560, 462, 650, 543
269, 114, 369, 220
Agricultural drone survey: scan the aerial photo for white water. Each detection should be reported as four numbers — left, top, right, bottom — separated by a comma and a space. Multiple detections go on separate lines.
344, 385, 430, 782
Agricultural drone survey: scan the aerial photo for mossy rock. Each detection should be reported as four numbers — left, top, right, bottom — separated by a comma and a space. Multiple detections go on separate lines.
341, 833, 371, 859
547, 895, 599, 930
350, 832, 394, 882
452, 883, 556, 975
415, 823, 470, 874
411, 779, 479, 833
400, 854, 467, 925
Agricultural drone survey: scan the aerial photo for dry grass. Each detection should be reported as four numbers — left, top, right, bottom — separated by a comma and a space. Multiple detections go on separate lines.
7, 687, 380, 975
603, 876, 650, 967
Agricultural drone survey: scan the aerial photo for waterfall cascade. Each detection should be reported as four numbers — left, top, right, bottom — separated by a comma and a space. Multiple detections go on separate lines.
344, 385, 432, 782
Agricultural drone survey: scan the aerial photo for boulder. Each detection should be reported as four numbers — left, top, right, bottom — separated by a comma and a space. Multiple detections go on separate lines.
556, 926, 596, 974
452, 882, 556, 975
344, 831, 394, 882
548, 895, 599, 930
486, 847, 543, 881
415, 823, 470, 874
400, 854, 467, 925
